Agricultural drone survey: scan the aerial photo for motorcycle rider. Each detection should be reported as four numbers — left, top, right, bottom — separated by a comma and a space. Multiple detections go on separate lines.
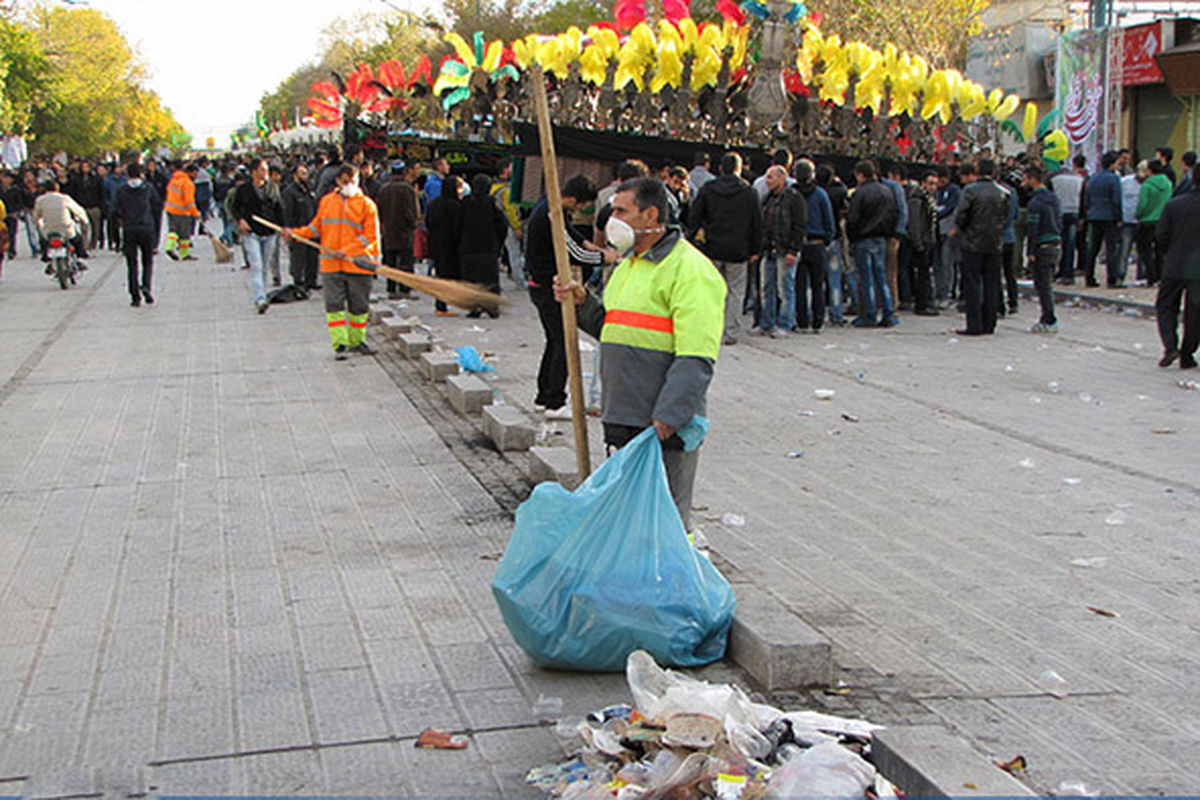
33, 179, 89, 274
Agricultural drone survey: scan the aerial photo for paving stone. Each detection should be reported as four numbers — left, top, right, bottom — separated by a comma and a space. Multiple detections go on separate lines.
379, 316, 412, 340
368, 303, 395, 324
397, 332, 431, 358
307, 666, 388, 743
726, 583, 833, 690
483, 404, 536, 451
872, 725, 1037, 797
445, 374, 492, 415
528, 446, 581, 489
418, 351, 460, 382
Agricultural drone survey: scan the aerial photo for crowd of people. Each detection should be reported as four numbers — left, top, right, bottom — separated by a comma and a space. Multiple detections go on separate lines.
0, 139, 1195, 372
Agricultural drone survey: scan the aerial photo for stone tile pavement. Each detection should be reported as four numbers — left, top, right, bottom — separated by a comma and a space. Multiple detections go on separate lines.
1, 240, 1198, 794
0, 246, 750, 795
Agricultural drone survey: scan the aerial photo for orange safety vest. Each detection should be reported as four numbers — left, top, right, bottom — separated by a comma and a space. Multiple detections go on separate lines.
165, 171, 199, 217
293, 190, 380, 275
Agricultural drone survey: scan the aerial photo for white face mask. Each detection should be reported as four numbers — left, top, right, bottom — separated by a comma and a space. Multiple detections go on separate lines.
339, 177, 361, 197
605, 216, 636, 253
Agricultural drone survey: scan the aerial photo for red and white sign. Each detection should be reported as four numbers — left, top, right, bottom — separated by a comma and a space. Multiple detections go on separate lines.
1122, 21, 1165, 85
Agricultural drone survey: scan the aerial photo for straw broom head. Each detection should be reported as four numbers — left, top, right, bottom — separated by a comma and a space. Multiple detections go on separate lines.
376, 264, 508, 312
208, 234, 233, 264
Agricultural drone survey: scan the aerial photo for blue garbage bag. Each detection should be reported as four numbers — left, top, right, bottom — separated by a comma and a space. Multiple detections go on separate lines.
454, 345, 494, 372
491, 427, 736, 671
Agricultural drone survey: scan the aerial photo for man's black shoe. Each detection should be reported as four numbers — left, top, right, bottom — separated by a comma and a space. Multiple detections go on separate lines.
44, 264, 53, 275
142, 290, 154, 305
1181, 355, 1198, 370
130, 296, 140, 307
1085, 279, 1099, 287
166, 250, 179, 261
914, 307, 940, 316
334, 344, 348, 361
309, 282, 322, 290
1159, 351, 1179, 368
955, 328, 984, 336
351, 342, 377, 356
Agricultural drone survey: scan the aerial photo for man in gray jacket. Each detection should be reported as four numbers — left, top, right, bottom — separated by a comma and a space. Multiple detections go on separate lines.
954, 159, 1009, 335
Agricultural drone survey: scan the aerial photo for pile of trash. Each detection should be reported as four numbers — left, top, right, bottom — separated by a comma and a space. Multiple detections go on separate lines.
526, 651, 898, 800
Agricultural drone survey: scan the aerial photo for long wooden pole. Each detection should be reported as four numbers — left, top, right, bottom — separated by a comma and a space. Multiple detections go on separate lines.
529, 71, 591, 483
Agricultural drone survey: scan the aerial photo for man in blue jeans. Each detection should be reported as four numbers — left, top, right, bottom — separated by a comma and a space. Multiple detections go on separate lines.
754, 166, 806, 337
955, 159, 1010, 335
845, 160, 898, 328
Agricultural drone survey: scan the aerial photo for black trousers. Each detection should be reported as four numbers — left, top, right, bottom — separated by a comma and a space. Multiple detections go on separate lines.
4, 216, 16, 256
1137, 223, 1161, 286
1156, 277, 1200, 358
384, 246, 414, 295
1085, 220, 1120, 285
796, 243, 827, 330
909, 246, 935, 311
1001, 241, 1018, 311
289, 242, 319, 289
107, 213, 122, 250
961, 249, 1001, 334
123, 226, 154, 298
529, 285, 567, 409
1057, 213, 1077, 280
1032, 244, 1060, 325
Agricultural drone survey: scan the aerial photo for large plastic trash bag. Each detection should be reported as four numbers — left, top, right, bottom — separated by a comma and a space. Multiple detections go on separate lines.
492, 427, 736, 671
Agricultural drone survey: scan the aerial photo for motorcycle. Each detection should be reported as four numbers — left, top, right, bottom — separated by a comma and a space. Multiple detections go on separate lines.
44, 232, 79, 290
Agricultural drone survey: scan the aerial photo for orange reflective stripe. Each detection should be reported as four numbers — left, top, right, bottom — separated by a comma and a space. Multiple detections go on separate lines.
604, 309, 674, 334
348, 320, 367, 329
328, 319, 347, 327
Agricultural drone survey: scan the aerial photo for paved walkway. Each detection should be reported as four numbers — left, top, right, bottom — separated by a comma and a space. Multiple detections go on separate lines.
0, 241, 1197, 795
0, 245, 757, 795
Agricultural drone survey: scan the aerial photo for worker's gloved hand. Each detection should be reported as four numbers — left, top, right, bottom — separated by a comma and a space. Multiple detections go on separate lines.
675, 416, 709, 452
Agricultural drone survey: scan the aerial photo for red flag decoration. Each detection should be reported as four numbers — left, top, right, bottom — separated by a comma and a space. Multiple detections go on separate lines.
716, 0, 745, 24
614, 0, 646, 30
662, 0, 690, 24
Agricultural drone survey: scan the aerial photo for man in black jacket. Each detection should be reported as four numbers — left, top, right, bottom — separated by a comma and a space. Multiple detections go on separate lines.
114, 162, 163, 307
232, 157, 285, 314
755, 165, 806, 337
524, 174, 612, 415
954, 159, 1010, 335
281, 163, 319, 292
69, 160, 105, 252
906, 172, 941, 316
374, 161, 419, 299
1155, 163, 1200, 369
845, 160, 898, 328
687, 152, 762, 344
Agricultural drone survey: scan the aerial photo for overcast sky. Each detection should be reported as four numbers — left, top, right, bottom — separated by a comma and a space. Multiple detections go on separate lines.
82, 0, 418, 144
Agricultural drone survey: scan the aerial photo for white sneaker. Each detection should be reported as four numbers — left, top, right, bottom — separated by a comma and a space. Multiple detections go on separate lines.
544, 405, 573, 420
770, 328, 788, 339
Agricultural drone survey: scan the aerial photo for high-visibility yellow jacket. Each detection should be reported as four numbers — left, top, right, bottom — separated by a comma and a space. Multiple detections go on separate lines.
578, 228, 726, 432
165, 171, 199, 217
292, 189, 380, 275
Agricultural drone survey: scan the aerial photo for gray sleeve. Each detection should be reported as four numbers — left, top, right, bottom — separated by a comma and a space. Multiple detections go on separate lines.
651, 356, 714, 428
577, 291, 605, 339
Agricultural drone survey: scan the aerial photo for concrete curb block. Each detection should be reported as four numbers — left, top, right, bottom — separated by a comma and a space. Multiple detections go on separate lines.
1017, 280, 1154, 317
726, 583, 832, 690
398, 332, 431, 359
419, 351, 460, 382
483, 405, 536, 451
872, 725, 1037, 798
528, 447, 580, 490
446, 374, 492, 415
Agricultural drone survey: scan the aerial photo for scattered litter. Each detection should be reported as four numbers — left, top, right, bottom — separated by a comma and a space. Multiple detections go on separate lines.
1123, 308, 1141, 317
963, 782, 979, 789
1047, 381, 1061, 393
1056, 780, 1099, 796
1086, 605, 1119, 618
525, 651, 891, 800
1104, 509, 1127, 526
1151, 427, 1176, 434
1038, 669, 1069, 698
1019, 458, 1035, 469
1077, 392, 1093, 404
993, 754, 1027, 775
843, 356, 856, 364
798, 410, 815, 417
786, 450, 805, 459
690, 529, 710, 550
859, 343, 870, 351
1063, 477, 1082, 486
1133, 342, 1144, 349
827, 428, 843, 436
947, 337, 959, 345
823, 343, 837, 350
468, 324, 487, 333
533, 694, 565, 723
1069, 557, 1107, 568
722, 513, 746, 527
813, 389, 836, 400
1028, 396, 1043, 405
857, 371, 866, 381
478, 552, 502, 561
1180, 380, 1199, 391
1091, 345, 1105, 352
416, 728, 468, 749
454, 345, 494, 373
1136, 394, 1150, 401
841, 413, 859, 423
1004, 364, 1014, 372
